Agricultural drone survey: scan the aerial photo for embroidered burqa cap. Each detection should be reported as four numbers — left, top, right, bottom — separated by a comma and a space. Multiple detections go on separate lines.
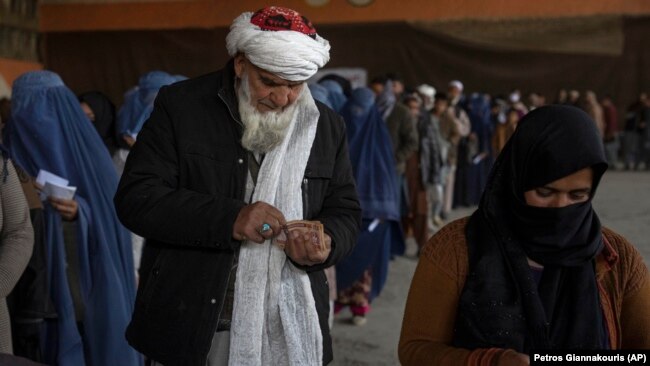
226, 6, 330, 81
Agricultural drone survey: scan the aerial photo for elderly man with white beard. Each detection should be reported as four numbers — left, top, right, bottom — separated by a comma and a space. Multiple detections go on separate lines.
114, 6, 361, 366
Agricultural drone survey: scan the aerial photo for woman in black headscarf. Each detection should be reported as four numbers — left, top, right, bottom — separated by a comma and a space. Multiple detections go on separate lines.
399, 105, 650, 365
78, 91, 125, 157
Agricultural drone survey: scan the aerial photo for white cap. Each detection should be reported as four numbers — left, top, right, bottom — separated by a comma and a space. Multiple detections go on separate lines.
416, 84, 436, 99
449, 80, 464, 92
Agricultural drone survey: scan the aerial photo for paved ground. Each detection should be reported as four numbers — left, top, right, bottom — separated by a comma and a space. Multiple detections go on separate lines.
330, 170, 650, 365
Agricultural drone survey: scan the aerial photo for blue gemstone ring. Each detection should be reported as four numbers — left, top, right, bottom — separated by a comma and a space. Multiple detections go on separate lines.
260, 223, 272, 234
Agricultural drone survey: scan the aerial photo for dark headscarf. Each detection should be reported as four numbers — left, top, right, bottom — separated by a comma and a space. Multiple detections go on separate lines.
454, 105, 608, 352
78, 91, 125, 154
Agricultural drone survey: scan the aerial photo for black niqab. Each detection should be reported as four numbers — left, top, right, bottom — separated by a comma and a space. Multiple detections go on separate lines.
453, 105, 608, 351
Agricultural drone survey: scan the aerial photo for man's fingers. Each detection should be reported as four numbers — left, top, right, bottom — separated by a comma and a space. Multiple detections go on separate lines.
244, 227, 266, 244
323, 233, 332, 248
259, 224, 275, 239
249, 202, 286, 237
305, 240, 326, 264
265, 215, 283, 237
250, 235, 265, 244
260, 205, 285, 236
264, 206, 286, 226
286, 231, 307, 262
304, 233, 331, 264
283, 230, 329, 266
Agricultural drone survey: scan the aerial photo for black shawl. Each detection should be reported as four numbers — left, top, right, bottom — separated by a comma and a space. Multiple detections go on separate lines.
453, 105, 609, 352
78, 91, 126, 154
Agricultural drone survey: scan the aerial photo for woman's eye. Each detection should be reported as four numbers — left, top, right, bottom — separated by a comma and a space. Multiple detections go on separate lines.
535, 188, 553, 197
570, 192, 588, 201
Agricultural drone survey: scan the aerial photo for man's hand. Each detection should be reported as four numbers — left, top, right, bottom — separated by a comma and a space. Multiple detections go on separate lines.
232, 201, 286, 243
48, 197, 79, 221
284, 228, 331, 266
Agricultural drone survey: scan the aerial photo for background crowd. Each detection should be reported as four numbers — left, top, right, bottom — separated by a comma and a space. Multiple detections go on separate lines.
0, 65, 648, 364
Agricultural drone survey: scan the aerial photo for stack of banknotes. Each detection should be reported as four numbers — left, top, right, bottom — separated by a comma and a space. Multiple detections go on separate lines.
275, 220, 324, 248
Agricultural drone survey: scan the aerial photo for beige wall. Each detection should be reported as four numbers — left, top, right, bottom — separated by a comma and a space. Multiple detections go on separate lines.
0, 57, 43, 90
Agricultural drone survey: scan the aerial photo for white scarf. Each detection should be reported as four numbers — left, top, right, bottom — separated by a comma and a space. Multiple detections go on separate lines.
229, 87, 323, 366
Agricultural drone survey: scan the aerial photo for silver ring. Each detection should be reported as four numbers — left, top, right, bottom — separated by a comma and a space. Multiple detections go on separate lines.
260, 223, 271, 234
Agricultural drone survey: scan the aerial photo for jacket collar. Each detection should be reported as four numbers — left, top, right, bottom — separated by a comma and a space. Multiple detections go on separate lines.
217, 59, 243, 126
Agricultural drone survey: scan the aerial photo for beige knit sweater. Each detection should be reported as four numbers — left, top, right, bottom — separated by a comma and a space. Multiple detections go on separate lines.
0, 160, 34, 353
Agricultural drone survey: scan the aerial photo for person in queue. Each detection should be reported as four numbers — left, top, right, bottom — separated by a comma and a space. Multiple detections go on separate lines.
114, 6, 361, 366
399, 105, 650, 365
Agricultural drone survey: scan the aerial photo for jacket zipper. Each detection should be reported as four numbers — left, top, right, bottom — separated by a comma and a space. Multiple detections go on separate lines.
217, 92, 247, 200
303, 178, 309, 218
202, 93, 245, 365
218, 92, 243, 127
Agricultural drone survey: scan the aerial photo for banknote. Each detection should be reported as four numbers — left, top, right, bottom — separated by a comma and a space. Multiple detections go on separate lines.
275, 220, 324, 248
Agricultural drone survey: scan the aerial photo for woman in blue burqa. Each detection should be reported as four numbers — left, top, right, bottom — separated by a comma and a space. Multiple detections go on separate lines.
465, 93, 494, 205
319, 79, 347, 113
335, 87, 403, 325
113, 70, 177, 175
5, 71, 141, 366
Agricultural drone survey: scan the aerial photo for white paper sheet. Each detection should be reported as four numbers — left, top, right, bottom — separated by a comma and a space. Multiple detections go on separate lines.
368, 218, 381, 232
36, 169, 69, 187
43, 182, 77, 200
36, 169, 76, 200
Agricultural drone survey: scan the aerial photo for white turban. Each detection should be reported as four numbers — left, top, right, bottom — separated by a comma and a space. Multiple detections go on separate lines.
226, 7, 330, 81
449, 80, 464, 92
416, 84, 436, 99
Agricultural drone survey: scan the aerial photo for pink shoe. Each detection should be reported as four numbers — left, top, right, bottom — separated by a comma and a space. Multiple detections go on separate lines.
350, 304, 370, 317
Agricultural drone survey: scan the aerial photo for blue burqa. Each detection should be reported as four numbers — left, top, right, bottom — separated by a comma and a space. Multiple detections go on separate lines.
117, 70, 177, 138
336, 87, 402, 301
319, 79, 347, 113
6, 71, 140, 366
308, 83, 333, 109
466, 93, 494, 205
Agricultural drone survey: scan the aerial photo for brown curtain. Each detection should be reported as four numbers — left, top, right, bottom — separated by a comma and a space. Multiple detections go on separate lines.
410, 15, 625, 56
43, 28, 230, 104
43, 16, 649, 118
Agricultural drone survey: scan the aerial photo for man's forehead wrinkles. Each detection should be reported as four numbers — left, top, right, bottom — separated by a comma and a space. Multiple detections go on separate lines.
258, 71, 301, 86
248, 61, 302, 86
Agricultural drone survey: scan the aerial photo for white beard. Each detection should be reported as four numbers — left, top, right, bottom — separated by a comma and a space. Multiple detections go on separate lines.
237, 73, 304, 153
